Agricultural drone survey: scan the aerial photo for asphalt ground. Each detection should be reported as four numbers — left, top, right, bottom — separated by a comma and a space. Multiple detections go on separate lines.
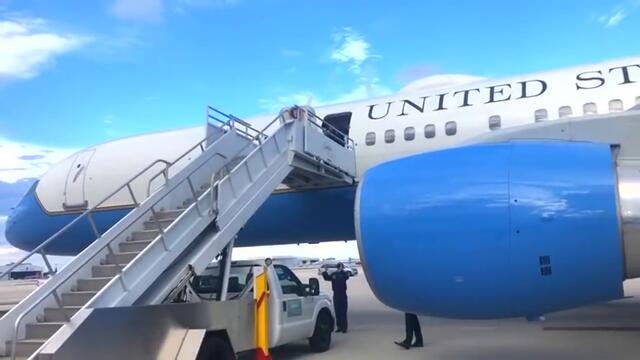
0, 269, 639, 359
274, 268, 640, 360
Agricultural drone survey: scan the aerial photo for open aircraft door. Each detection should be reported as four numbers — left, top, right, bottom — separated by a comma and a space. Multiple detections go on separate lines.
63, 149, 95, 210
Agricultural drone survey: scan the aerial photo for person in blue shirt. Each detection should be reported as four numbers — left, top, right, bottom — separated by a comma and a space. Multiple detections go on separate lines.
322, 262, 351, 333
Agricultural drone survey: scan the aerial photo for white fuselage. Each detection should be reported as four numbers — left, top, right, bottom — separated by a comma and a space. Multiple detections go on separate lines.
28, 57, 640, 213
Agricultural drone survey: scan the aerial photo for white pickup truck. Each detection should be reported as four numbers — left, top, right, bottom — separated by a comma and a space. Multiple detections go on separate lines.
39, 260, 336, 359
192, 259, 336, 358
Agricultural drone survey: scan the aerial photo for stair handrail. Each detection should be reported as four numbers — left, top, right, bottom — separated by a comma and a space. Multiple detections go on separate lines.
209, 109, 288, 214
208, 105, 356, 215
0, 113, 241, 283
6, 112, 251, 359
8, 145, 237, 360
143, 108, 269, 199
223, 105, 355, 177
207, 106, 266, 141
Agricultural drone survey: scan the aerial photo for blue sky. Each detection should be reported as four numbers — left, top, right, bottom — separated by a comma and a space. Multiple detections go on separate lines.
1, 0, 639, 148
0, 0, 639, 262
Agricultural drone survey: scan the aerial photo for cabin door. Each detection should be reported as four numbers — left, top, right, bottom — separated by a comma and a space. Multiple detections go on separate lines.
322, 112, 352, 142
63, 149, 95, 210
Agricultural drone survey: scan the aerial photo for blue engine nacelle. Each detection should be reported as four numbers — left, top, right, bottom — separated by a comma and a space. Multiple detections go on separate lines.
356, 141, 626, 319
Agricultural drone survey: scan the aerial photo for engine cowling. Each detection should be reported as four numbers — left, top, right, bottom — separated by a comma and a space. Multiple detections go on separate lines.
356, 141, 631, 319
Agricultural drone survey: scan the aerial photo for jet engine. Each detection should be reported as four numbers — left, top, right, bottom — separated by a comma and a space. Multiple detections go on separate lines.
356, 141, 640, 319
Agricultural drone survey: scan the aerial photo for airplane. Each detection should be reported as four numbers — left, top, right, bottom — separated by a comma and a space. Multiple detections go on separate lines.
5, 56, 640, 319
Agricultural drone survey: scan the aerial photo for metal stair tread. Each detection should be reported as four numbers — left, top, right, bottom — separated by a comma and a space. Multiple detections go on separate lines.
130, 229, 161, 238
124, 239, 152, 244
132, 229, 160, 234
113, 251, 140, 255
94, 264, 123, 267
43, 306, 81, 311
15, 339, 47, 343
83, 276, 113, 280
149, 210, 183, 220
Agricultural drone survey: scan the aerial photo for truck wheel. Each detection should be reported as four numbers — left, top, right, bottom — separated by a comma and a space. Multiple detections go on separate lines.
308, 310, 333, 353
197, 334, 235, 360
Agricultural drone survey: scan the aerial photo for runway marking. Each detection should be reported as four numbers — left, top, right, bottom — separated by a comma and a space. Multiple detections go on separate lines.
543, 326, 640, 332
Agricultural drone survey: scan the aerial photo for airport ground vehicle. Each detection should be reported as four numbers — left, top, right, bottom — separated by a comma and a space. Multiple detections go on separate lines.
192, 260, 336, 356
24, 260, 335, 359
318, 262, 358, 276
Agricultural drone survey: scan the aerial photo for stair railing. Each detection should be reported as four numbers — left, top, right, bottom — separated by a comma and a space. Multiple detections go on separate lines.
3, 107, 255, 360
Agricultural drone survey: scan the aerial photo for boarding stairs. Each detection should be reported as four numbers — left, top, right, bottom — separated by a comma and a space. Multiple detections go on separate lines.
0, 105, 356, 359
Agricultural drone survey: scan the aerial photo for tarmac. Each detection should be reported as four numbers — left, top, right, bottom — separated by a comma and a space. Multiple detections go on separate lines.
0, 280, 38, 318
0, 270, 639, 359
276, 268, 640, 360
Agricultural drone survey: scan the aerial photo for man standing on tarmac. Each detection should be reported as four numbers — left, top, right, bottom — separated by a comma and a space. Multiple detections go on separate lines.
322, 262, 351, 333
395, 313, 423, 349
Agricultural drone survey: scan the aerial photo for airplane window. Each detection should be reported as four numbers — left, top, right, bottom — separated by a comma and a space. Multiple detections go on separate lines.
384, 129, 395, 143
534, 109, 548, 122
445, 121, 457, 136
404, 127, 415, 141
583, 103, 598, 115
609, 99, 624, 113
558, 106, 573, 118
365, 132, 376, 146
488, 115, 501, 130
424, 124, 435, 139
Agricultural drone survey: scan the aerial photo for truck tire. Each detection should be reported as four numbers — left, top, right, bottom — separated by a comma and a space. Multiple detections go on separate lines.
308, 309, 333, 353
197, 334, 235, 360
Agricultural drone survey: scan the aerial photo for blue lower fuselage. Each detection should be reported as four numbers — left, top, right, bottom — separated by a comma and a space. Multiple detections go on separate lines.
5, 182, 357, 256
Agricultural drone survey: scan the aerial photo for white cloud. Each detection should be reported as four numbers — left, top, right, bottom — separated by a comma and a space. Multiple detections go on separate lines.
598, 8, 627, 27
175, 0, 243, 15
281, 48, 303, 57
258, 82, 392, 112
259, 27, 393, 112
330, 27, 377, 75
179, 0, 242, 7
594, 1, 640, 29
0, 137, 78, 183
0, 215, 23, 264
607, 9, 627, 26
110, 0, 164, 22
0, 246, 21, 256
0, 18, 90, 79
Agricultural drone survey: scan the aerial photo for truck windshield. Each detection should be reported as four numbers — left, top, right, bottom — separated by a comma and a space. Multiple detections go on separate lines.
192, 265, 258, 299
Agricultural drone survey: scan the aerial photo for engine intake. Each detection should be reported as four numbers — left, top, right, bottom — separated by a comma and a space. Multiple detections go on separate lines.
356, 141, 627, 319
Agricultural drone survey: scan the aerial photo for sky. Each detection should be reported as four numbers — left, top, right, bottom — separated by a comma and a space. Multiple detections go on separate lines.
0, 0, 639, 265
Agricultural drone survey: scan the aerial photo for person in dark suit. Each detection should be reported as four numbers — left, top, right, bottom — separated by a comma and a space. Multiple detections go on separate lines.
394, 313, 423, 349
322, 262, 351, 333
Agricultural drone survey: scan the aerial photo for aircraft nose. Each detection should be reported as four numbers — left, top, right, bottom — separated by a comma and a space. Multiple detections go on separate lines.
4, 185, 40, 252
4, 180, 132, 256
